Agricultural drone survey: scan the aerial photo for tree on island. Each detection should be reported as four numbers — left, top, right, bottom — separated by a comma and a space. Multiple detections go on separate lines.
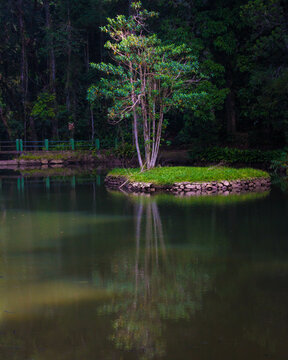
88, 1, 206, 169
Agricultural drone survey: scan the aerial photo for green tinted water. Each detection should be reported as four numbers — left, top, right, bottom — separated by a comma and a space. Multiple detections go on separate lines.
0, 173, 287, 359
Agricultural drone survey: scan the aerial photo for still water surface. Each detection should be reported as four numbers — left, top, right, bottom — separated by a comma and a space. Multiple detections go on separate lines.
0, 172, 287, 360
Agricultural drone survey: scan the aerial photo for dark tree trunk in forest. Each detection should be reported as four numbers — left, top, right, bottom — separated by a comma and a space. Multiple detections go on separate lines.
28, 116, 38, 145
226, 90, 237, 135
44, 0, 58, 138
29, 0, 39, 143
225, 69, 237, 135
0, 106, 12, 139
90, 107, 94, 141
44, 0, 56, 95
17, 0, 28, 140
85, 33, 94, 140
85, 32, 90, 72
66, 4, 72, 115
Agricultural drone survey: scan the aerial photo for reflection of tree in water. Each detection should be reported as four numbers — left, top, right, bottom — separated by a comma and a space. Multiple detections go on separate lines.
98, 197, 210, 359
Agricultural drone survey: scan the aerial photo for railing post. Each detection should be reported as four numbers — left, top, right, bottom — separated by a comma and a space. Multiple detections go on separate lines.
16, 139, 20, 152
20, 139, 23, 152
70, 139, 75, 151
95, 138, 100, 151
45, 139, 49, 151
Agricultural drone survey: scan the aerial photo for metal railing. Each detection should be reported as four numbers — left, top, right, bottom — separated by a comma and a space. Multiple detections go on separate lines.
0, 138, 119, 152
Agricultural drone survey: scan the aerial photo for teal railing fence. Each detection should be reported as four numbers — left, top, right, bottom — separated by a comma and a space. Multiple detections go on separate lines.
0, 139, 118, 152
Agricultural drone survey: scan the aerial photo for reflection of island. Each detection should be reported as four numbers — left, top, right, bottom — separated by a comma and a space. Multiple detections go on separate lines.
108, 188, 270, 207
98, 198, 210, 359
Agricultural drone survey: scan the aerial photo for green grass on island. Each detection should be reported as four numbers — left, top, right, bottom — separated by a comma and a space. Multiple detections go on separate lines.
108, 166, 270, 185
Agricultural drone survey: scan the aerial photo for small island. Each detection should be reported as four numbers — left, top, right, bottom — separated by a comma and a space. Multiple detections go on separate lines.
105, 166, 271, 195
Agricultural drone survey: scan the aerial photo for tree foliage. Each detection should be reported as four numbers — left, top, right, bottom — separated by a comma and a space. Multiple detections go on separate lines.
88, 1, 207, 168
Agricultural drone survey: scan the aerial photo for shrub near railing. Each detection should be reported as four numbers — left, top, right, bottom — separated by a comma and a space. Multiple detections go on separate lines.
49, 142, 71, 151
75, 141, 94, 151
113, 143, 136, 160
270, 151, 288, 174
49, 141, 94, 151
188, 147, 284, 165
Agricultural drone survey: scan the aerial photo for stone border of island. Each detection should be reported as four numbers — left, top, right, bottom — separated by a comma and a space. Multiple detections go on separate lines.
105, 176, 271, 195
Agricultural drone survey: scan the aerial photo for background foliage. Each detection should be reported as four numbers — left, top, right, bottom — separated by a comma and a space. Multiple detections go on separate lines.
0, 0, 287, 151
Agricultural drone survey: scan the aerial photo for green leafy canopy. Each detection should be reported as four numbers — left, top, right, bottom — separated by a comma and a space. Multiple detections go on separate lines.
87, 2, 207, 122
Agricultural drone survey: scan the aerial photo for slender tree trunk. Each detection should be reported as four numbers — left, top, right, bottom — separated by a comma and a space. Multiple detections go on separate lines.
140, 67, 151, 167
129, 63, 143, 168
152, 83, 156, 156
150, 104, 164, 168
143, 114, 150, 167
133, 111, 143, 168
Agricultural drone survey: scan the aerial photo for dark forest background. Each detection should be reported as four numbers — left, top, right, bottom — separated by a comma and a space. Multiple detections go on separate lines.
0, 0, 287, 150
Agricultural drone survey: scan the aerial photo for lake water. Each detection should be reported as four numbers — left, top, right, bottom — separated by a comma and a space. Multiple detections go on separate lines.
0, 171, 287, 360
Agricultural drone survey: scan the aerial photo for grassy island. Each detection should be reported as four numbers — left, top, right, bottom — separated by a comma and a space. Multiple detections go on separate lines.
108, 166, 270, 185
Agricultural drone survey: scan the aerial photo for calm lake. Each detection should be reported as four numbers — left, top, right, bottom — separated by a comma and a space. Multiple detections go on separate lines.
0, 171, 287, 360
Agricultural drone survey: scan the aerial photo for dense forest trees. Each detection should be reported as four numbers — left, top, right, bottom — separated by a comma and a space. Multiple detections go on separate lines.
0, 0, 287, 149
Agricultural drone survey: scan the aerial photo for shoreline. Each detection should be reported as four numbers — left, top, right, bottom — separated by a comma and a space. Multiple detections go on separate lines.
0, 152, 123, 169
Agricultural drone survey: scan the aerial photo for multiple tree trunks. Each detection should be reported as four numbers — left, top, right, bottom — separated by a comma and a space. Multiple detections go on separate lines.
105, 176, 271, 195
89, 3, 203, 170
